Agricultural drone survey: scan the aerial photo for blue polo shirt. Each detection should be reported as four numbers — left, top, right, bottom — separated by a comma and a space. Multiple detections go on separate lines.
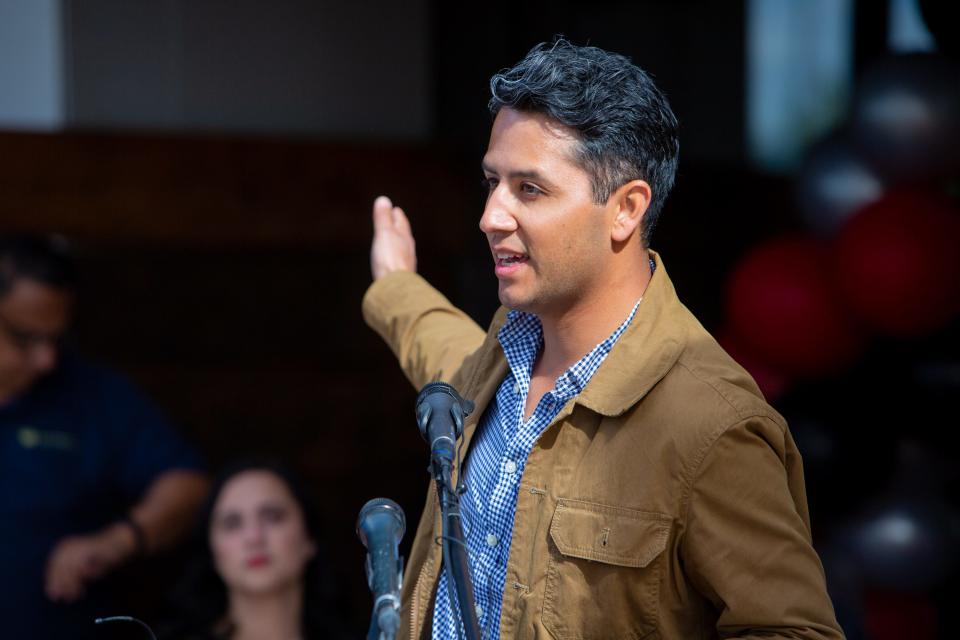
0, 353, 203, 639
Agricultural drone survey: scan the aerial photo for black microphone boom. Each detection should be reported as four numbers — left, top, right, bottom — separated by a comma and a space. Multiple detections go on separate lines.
356, 498, 406, 640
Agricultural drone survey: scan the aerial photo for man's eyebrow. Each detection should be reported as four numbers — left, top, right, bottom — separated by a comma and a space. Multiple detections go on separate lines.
481, 162, 553, 184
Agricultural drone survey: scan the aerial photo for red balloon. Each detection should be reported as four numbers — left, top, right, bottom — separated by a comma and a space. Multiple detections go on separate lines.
725, 236, 864, 377
863, 590, 938, 640
834, 191, 960, 336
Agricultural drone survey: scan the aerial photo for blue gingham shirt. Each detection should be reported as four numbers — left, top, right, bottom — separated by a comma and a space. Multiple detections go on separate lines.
432, 297, 643, 639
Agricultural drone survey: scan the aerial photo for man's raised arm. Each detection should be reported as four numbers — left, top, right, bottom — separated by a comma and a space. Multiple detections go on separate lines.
363, 196, 486, 389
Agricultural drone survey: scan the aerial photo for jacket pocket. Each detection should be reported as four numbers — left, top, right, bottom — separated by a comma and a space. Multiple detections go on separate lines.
543, 498, 671, 640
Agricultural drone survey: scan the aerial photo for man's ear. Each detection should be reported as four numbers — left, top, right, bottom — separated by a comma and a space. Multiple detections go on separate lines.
610, 179, 652, 243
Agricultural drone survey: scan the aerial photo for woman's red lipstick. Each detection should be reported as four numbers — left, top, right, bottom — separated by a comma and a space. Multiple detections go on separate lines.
246, 555, 270, 568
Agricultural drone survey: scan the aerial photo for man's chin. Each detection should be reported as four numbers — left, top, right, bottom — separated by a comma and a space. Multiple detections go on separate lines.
498, 287, 536, 314
498, 285, 521, 309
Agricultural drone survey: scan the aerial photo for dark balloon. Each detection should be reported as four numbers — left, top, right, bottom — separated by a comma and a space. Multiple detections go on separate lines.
851, 54, 960, 183
784, 410, 897, 519
846, 495, 960, 592
796, 134, 886, 236
834, 190, 960, 337
725, 236, 864, 377
843, 441, 960, 594
788, 417, 839, 473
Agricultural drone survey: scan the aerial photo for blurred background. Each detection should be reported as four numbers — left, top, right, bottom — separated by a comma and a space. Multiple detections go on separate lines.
1, 0, 957, 637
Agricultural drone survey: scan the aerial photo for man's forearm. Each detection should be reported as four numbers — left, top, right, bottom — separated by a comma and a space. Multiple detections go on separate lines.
363, 271, 486, 389
128, 469, 209, 553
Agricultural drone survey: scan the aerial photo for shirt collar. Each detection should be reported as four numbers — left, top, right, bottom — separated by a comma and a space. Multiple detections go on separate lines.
496, 295, 643, 403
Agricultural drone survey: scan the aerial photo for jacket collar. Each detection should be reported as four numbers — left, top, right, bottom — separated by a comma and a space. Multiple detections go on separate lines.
577, 251, 687, 416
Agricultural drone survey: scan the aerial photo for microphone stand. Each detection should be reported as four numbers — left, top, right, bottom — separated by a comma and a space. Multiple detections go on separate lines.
367, 606, 400, 640
417, 383, 481, 640
430, 453, 482, 640
364, 554, 402, 640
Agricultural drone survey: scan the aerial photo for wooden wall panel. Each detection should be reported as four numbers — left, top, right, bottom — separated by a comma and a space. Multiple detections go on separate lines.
0, 131, 473, 248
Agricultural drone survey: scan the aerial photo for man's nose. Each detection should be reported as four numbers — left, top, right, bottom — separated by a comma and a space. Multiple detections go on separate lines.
479, 189, 518, 235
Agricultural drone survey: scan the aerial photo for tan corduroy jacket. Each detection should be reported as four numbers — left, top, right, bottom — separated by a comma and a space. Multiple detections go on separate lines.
362, 254, 844, 640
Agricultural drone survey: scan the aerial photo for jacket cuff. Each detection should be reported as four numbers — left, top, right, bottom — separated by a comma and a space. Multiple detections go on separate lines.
361, 271, 446, 338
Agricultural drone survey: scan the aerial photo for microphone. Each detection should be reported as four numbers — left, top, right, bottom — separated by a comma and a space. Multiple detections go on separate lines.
356, 498, 406, 640
415, 382, 474, 464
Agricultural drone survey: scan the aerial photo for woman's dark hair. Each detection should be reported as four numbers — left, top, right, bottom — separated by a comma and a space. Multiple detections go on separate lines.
160, 458, 350, 639
489, 38, 680, 247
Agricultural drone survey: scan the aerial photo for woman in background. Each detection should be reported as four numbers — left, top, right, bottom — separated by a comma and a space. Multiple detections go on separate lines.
161, 459, 349, 640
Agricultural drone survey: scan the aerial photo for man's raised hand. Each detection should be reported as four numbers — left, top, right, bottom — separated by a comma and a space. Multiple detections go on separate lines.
371, 195, 417, 280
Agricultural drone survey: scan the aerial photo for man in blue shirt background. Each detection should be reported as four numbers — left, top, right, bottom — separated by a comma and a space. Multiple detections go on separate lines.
0, 235, 209, 638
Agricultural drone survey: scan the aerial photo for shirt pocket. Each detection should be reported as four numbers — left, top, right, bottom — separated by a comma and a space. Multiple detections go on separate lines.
543, 498, 671, 640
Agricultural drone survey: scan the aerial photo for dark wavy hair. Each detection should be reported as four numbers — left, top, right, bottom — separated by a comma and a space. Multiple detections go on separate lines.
0, 234, 77, 297
159, 459, 350, 639
488, 38, 680, 247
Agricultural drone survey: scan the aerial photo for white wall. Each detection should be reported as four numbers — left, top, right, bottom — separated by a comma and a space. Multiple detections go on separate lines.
0, 0, 431, 138
0, 0, 65, 130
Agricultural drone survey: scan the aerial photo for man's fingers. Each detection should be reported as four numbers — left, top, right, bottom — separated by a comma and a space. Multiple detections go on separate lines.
392, 205, 413, 236
372, 195, 394, 231
370, 194, 417, 279
374, 195, 413, 236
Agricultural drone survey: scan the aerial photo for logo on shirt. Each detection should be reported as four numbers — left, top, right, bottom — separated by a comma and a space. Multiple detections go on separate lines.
16, 426, 77, 451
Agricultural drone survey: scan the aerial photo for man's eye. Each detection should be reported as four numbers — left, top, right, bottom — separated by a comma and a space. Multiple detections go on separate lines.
481, 177, 499, 192
520, 183, 543, 196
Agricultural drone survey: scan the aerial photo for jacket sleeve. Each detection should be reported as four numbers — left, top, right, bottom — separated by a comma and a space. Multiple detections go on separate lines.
680, 416, 845, 639
362, 271, 487, 390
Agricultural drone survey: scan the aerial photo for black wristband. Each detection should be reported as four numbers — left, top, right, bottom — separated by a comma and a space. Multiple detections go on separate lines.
121, 516, 147, 557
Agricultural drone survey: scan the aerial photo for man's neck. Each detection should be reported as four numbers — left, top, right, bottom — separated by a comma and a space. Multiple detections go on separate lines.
536, 257, 652, 379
